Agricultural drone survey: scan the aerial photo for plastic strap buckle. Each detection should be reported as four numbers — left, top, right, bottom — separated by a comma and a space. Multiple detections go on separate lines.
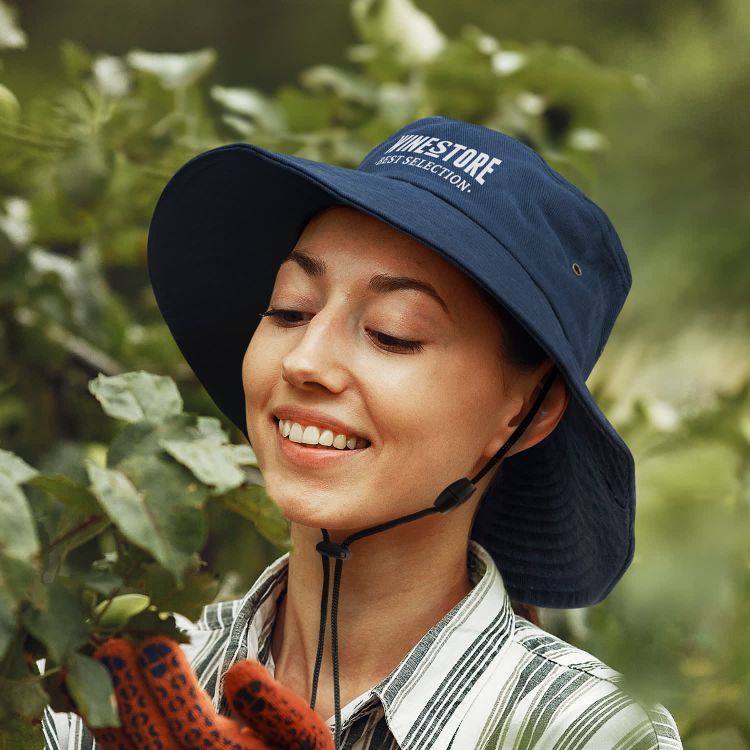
434, 478, 476, 513
316, 540, 352, 560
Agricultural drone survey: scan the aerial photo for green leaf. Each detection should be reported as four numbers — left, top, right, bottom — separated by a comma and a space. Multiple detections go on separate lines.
0, 477, 41, 649
89, 371, 183, 424
29, 473, 100, 514
43, 514, 110, 569
0, 643, 48, 723
219, 485, 291, 549
106, 421, 161, 466
0, 450, 37, 485
143, 564, 219, 622
229, 445, 257, 465
23, 581, 89, 664
106, 415, 195, 467
276, 86, 338, 133
160, 423, 255, 493
0, 476, 40, 559
55, 143, 114, 210
59, 40, 93, 81
195, 416, 229, 441
0, 594, 14, 662
65, 653, 118, 728
0, 717, 43, 750
126, 48, 216, 89
124, 607, 191, 644
87, 457, 206, 581
154, 416, 256, 494
0, 84, 20, 122
300, 65, 378, 106
93, 593, 150, 629
81, 570, 124, 597
0, 557, 43, 661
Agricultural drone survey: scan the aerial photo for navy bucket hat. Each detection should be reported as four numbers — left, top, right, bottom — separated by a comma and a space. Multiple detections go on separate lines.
147, 116, 635, 609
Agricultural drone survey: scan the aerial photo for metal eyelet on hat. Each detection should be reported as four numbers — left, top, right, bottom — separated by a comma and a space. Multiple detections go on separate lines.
572, 262, 582, 276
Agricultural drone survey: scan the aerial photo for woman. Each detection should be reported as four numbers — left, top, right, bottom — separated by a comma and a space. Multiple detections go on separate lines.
45, 117, 683, 749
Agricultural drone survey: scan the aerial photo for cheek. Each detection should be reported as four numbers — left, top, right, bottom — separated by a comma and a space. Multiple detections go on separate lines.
242, 332, 278, 437
374, 352, 505, 462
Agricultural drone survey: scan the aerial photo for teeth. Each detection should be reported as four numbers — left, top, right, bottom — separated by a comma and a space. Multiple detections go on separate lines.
301, 425, 320, 445
277, 418, 367, 450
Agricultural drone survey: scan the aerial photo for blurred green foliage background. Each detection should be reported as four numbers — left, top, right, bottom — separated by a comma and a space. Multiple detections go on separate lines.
1, 0, 749, 747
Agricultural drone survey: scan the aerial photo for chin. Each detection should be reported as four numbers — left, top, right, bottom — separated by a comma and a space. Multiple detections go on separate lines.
264, 480, 342, 525
265, 481, 385, 534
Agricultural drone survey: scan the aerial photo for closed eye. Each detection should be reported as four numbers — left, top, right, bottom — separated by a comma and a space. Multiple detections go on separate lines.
261, 308, 423, 353
259, 308, 311, 326
367, 330, 424, 353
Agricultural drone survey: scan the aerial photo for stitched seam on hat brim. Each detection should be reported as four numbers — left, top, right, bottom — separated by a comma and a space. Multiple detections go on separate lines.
503, 498, 635, 608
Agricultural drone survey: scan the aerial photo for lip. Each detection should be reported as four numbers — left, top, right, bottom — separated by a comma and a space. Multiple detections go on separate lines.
271, 405, 370, 443
275, 428, 369, 468
271, 410, 371, 469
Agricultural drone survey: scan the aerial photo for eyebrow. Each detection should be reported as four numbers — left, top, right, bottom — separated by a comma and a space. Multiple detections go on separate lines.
284, 248, 326, 277
284, 249, 450, 315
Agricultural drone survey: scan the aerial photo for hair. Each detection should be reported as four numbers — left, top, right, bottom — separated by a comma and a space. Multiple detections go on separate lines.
475, 293, 550, 628
478, 289, 549, 373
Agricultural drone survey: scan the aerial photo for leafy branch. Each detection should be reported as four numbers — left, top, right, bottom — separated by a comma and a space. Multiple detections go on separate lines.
0, 372, 290, 740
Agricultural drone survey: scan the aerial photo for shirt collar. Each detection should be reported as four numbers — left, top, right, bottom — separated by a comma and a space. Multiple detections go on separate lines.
220, 540, 513, 750
371, 541, 514, 750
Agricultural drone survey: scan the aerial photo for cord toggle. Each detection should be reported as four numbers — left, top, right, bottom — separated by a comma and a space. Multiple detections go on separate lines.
433, 478, 477, 513
316, 540, 352, 560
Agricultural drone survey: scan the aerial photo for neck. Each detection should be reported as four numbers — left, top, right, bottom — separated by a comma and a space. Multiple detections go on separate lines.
270, 511, 476, 709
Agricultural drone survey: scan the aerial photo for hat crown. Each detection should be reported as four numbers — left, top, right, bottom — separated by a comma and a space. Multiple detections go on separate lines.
359, 117, 631, 376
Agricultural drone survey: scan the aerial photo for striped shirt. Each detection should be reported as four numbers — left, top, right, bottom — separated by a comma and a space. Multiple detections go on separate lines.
43, 541, 682, 749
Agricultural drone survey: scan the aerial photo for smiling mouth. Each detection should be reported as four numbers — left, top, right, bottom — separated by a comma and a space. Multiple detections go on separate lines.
274, 417, 370, 450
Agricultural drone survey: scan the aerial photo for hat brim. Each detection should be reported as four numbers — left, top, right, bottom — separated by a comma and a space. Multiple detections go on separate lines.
148, 143, 634, 608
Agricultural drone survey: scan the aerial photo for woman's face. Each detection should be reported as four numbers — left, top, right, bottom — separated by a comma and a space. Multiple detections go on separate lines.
243, 206, 531, 532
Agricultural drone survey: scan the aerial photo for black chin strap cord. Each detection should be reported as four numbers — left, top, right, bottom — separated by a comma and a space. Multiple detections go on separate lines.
308, 369, 558, 748
308, 528, 331, 713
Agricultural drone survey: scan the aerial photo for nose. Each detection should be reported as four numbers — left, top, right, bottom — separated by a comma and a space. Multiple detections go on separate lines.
280, 309, 351, 394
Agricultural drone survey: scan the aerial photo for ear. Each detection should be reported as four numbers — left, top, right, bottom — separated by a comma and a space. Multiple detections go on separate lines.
481, 367, 570, 460
505, 371, 569, 457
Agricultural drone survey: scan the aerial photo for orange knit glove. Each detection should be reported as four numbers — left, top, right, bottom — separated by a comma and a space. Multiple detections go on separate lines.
87, 635, 334, 750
